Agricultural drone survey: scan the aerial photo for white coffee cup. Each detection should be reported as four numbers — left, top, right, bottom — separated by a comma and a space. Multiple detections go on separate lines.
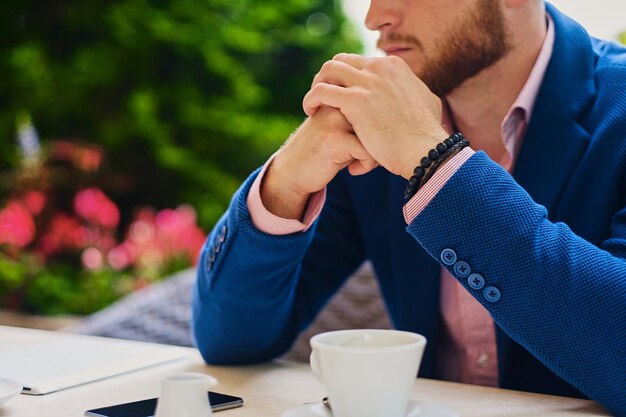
310, 329, 426, 417
154, 372, 217, 417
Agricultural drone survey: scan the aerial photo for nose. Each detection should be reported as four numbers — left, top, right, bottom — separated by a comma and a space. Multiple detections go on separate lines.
365, 0, 402, 32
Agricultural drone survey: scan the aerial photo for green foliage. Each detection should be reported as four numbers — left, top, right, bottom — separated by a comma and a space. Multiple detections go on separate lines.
0, 252, 130, 315
0, 0, 361, 230
620, 31, 626, 45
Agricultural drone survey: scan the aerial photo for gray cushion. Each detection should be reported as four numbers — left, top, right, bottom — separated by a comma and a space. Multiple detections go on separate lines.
68, 262, 391, 362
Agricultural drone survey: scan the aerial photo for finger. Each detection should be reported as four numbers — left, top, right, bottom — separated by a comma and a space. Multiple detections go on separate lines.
348, 158, 379, 176
314, 105, 354, 133
311, 59, 365, 89
332, 53, 368, 70
332, 133, 377, 175
303, 83, 351, 117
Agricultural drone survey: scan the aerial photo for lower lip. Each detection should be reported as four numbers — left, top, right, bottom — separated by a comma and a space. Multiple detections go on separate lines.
385, 49, 412, 56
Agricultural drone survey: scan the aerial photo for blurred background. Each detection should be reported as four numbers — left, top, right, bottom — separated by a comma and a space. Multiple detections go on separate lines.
0, 0, 624, 318
0, 0, 360, 316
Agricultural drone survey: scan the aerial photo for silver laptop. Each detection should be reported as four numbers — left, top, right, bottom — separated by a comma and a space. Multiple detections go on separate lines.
0, 336, 189, 395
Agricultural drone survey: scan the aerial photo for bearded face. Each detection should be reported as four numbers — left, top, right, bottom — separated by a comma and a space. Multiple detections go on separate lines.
376, 0, 512, 97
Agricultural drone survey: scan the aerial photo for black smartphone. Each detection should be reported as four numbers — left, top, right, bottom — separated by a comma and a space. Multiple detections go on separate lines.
84, 391, 243, 416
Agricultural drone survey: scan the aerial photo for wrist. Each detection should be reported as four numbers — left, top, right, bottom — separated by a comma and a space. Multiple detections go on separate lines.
403, 132, 470, 200
400, 129, 449, 180
260, 158, 312, 221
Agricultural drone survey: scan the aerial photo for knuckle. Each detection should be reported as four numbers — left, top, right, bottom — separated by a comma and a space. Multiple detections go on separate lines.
352, 87, 369, 103
365, 57, 386, 71
309, 83, 322, 96
321, 60, 338, 73
366, 55, 403, 73
312, 83, 328, 95
346, 89, 360, 104
386, 55, 404, 66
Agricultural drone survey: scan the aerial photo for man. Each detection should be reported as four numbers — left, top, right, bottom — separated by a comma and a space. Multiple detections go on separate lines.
192, 1, 626, 415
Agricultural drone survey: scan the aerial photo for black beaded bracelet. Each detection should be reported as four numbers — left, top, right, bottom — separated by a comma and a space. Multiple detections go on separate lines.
422, 137, 469, 184
403, 133, 470, 200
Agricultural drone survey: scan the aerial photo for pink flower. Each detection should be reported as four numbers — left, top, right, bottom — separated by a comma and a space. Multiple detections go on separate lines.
109, 205, 206, 276
97, 234, 117, 252
153, 205, 205, 264
74, 187, 120, 229
38, 213, 83, 255
129, 220, 154, 243
0, 201, 36, 247
22, 191, 46, 215
81, 247, 104, 270
107, 245, 132, 270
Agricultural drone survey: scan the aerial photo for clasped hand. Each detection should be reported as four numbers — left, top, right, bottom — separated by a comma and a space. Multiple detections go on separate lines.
304, 53, 448, 180
261, 54, 448, 220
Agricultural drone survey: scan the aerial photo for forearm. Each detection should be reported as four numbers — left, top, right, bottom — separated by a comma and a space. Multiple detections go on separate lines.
191, 170, 316, 364
257, 107, 377, 221
407, 152, 626, 415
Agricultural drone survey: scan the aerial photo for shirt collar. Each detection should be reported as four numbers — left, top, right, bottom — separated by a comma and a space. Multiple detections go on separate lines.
505, 13, 555, 126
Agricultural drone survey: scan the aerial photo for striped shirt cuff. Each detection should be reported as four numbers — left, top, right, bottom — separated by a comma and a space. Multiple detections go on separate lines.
246, 156, 326, 235
403, 147, 475, 224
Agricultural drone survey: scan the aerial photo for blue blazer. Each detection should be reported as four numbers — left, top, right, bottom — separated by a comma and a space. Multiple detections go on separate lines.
193, 4, 626, 415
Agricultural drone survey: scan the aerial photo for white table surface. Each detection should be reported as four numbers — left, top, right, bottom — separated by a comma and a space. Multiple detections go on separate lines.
0, 325, 610, 417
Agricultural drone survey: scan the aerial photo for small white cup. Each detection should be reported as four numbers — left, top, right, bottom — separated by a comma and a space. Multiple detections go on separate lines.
154, 372, 217, 417
310, 329, 426, 417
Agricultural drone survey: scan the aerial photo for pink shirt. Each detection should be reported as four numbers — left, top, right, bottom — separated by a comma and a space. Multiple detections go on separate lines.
247, 15, 555, 387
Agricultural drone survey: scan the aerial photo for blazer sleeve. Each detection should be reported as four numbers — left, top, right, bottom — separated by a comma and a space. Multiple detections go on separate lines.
191, 168, 365, 364
407, 151, 626, 416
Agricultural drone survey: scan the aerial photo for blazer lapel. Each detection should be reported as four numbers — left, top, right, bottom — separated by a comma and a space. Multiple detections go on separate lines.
512, 2, 596, 216
497, 2, 598, 385
513, 101, 591, 216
